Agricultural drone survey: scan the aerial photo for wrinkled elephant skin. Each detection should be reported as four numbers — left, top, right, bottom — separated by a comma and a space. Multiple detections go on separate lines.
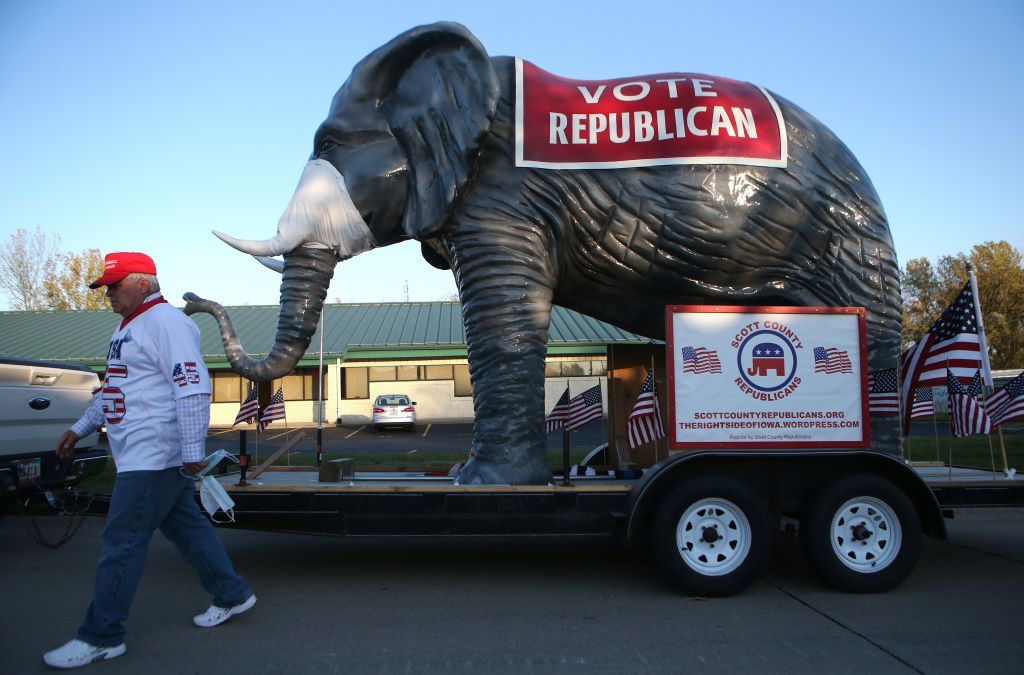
193, 22, 901, 485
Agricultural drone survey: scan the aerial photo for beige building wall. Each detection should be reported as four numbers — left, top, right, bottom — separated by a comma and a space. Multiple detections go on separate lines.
209, 355, 609, 428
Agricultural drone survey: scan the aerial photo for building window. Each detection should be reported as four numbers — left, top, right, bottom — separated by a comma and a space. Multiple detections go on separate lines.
396, 365, 419, 381
343, 367, 369, 399
369, 366, 397, 382
211, 371, 242, 403
454, 364, 473, 397
275, 369, 327, 401
280, 373, 305, 401
424, 364, 454, 380
561, 361, 590, 377
544, 360, 607, 378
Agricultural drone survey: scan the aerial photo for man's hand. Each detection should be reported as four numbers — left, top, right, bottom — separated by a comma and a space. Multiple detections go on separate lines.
183, 461, 208, 475
56, 430, 80, 459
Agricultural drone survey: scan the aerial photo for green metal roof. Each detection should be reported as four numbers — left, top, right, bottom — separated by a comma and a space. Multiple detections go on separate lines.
0, 302, 651, 369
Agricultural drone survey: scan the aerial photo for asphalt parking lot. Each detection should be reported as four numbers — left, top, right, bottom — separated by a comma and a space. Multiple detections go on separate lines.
2, 508, 1022, 673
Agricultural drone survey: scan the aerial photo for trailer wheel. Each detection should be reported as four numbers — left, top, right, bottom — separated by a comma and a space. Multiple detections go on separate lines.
803, 475, 921, 593
653, 477, 769, 597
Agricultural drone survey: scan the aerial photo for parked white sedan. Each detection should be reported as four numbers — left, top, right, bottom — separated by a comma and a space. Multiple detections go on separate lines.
371, 394, 417, 432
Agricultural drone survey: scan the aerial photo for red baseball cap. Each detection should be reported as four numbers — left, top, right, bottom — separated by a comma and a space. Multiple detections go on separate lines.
89, 252, 158, 289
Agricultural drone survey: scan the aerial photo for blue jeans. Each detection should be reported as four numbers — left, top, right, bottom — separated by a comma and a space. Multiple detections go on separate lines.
77, 467, 252, 646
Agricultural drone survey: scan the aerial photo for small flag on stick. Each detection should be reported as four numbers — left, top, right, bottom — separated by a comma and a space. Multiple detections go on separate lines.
947, 369, 991, 438
545, 386, 570, 433
565, 384, 602, 430
867, 368, 899, 415
909, 387, 935, 420
232, 383, 259, 427
258, 387, 286, 433
627, 371, 665, 449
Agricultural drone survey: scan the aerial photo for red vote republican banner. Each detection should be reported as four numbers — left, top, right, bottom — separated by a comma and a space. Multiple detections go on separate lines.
515, 58, 787, 170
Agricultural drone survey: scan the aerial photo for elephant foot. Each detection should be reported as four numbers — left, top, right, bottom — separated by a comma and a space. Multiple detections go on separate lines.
455, 455, 552, 486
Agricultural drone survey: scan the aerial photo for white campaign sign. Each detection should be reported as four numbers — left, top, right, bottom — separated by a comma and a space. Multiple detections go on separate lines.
668, 307, 868, 449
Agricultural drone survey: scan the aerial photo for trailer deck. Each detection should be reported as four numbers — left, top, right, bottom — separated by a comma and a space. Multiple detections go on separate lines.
197, 462, 1022, 539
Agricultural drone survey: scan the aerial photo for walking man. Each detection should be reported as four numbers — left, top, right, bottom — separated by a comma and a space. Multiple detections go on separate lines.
44, 252, 255, 669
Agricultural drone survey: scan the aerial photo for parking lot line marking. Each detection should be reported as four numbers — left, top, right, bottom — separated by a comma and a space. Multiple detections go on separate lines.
209, 429, 235, 436
345, 425, 365, 439
267, 430, 292, 440
406, 449, 418, 455
421, 423, 431, 438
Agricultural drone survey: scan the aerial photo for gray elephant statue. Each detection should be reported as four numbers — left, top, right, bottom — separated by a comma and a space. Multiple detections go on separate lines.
185, 22, 901, 485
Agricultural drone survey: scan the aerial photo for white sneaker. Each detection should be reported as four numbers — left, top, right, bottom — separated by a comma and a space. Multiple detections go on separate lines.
43, 639, 126, 669
193, 594, 257, 627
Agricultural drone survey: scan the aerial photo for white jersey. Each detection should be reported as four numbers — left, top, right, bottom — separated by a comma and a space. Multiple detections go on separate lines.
100, 293, 211, 471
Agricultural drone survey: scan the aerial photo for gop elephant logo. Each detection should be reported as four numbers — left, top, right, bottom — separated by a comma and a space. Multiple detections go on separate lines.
747, 342, 786, 377
736, 331, 798, 393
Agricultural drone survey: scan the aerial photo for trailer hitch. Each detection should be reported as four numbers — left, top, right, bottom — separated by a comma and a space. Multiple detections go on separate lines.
16, 487, 101, 549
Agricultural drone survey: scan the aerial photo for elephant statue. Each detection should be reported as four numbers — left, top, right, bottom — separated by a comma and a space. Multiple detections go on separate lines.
185, 22, 901, 485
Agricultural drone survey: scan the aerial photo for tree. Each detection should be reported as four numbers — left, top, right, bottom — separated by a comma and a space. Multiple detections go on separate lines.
901, 241, 1024, 369
43, 248, 107, 310
900, 257, 944, 346
0, 226, 59, 310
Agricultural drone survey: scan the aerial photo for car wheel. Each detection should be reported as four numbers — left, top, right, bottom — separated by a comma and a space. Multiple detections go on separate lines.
652, 476, 770, 597
407, 424, 416, 432
802, 475, 921, 593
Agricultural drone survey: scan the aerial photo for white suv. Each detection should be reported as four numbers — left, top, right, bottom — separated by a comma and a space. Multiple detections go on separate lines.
371, 394, 417, 432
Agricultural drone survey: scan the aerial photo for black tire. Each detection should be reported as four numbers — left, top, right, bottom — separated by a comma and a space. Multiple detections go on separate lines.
802, 475, 921, 593
652, 476, 771, 597
407, 424, 416, 433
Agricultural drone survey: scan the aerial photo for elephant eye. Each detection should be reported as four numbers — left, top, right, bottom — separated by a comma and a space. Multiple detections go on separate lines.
317, 137, 338, 156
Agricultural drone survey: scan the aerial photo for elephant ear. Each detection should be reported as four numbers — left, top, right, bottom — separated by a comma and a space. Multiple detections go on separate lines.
366, 23, 500, 240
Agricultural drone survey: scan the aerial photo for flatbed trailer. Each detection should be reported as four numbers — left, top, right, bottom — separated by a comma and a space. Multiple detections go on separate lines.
84, 449, 1023, 597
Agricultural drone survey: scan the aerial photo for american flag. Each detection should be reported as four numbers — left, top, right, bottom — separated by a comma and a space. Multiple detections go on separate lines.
867, 368, 899, 415
813, 346, 852, 374
565, 384, 603, 430
681, 346, 722, 374
545, 386, 570, 433
909, 387, 934, 419
901, 282, 983, 433
627, 371, 665, 449
232, 383, 259, 427
986, 371, 1024, 427
948, 369, 991, 438
258, 387, 286, 432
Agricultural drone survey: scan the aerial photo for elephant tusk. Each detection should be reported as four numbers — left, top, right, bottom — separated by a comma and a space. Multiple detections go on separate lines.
212, 229, 305, 257
211, 160, 376, 260
254, 255, 285, 273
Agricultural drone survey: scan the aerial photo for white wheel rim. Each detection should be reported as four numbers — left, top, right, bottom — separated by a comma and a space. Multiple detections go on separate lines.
675, 498, 752, 576
829, 496, 902, 573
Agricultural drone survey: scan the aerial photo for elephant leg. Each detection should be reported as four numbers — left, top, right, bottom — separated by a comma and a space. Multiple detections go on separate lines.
446, 219, 556, 485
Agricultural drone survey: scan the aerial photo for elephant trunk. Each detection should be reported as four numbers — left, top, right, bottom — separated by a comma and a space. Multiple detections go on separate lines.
184, 245, 338, 381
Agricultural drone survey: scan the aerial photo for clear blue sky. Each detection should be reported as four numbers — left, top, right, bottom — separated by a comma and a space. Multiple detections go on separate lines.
2, 1, 1021, 310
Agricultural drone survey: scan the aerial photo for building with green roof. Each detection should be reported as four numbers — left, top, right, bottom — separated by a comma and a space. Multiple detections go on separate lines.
1, 302, 655, 427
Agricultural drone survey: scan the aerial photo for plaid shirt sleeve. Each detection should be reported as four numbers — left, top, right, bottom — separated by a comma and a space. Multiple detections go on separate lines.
176, 393, 210, 463
70, 396, 105, 438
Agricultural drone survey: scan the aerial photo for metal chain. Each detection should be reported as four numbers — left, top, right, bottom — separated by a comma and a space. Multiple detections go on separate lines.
16, 488, 95, 549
